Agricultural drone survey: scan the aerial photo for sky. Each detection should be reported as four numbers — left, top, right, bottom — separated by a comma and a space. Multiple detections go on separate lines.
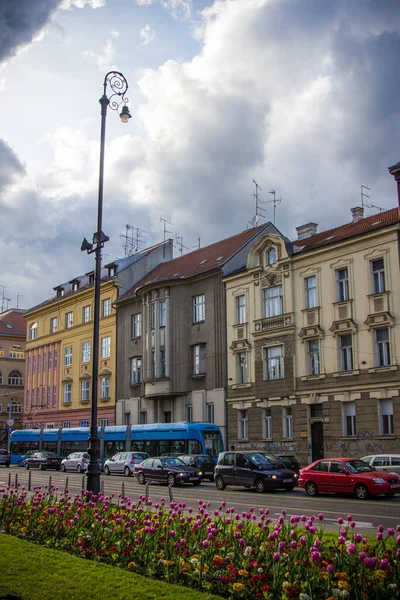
0, 0, 399, 310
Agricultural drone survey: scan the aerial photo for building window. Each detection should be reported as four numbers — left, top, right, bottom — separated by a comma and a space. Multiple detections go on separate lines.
101, 336, 111, 359
7, 399, 22, 414
263, 408, 272, 439
336, 268, 349, 302
159, 300, 167, 327
63, 384, 72, 404
100, 377, 110, 398
43, 353, 46, 370
307, 340, 320, 375
80, 420, 89, 427
340, 334, 353, 371
62, 421, 70, 428
82, 305, 91, 323
29, 323, 37, 340
149, 303, 155, 329
9, 345, 24, 359
26, 390, 30, 408
160, 348, 166, 377
310, 403, 323, 418
42, 387, 45, 405
186, 405, 193, 422
236, 295, 246, 324
131, 357, 142, 384
8, 370, 23, 386
102, 298, 111, 317
206, 403, 214, 423
131, 313, 142, 338
54, 351, 57, 369
64, 346, 72, 367
267, 247, 277, 265
343, 402, 356, 436
99, 418, 109, 428
239, 410, 248, 439
264, 345, 284, 380
32, 356, 36, 372
50, 317, 58, 334
305, 276, 317, 309
82, 341, 91, 363
263, 285, 283, 318
139, 411, 147, 424
151, 351, 156, 378
53, 386, 56, 406
72, 281, 79, 292
193, 344, 206, 375
193, 294, 205, 323
376, 328, 390, 367
65, 312, 73, 329
164, 411, 172, 423
81, 380, 90, 402
371, 258, 385, 293
283, 407, 293, 439
37, 355, 41, 373
0, 345, 3, 357
379, 400, 394, 435
47, 386, 50, 406
237, 352, 247, 384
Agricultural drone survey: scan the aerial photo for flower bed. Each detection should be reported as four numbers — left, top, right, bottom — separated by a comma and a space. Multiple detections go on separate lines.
0, 485, 399, 599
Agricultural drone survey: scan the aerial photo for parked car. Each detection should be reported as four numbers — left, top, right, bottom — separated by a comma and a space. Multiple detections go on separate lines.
177, 454, 215, 481
214, 451, 296, 493
299, 457, 400, 500
24, 451, 61, 471
133, 457, 202, 487
0, 449, 11, 467
361, 454, 400, 476
60, 452, 102, 473
259, 453, 299, 484
274, 454, 301, 474
18, 450, 37, 466
104, 451, 150, 476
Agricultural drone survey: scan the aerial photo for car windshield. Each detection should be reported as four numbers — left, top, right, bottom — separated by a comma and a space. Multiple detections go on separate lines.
161, 458, 185, 467
196, 456, 214, 466
344, 460, 374, 474
245, 453, 272, 467
260, 454, 282, 465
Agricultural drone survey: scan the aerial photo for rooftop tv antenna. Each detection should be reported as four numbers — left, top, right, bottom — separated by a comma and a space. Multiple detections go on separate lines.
0, 285, 11, 313
175, 234, 189, 256
17, 294, 24, 309
193, 237, 201, 250
248, 180, 282, 227
268, 190, 282, 225
361, 185, 385, 212
120, 224, 146, 256
160, 216, 173, 257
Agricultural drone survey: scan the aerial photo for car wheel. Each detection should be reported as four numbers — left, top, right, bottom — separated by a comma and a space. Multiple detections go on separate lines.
255, 478, 266, 493
305, 481, 319, 497
39, 464, 45, 471
6, 463, 10, 468
104, 465, 110, 476
167, 474, 176, 487
385, 493, 395, 498
137, 472, 145, 485
215, 475, 226, 490
24, 463, 29, 470
355, 483, 369, 500
61, 464, 66, 472
77, 464, 82, 473
124, 466, 131, 477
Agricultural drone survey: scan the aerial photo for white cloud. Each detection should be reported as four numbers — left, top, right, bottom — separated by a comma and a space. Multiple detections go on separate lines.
136, 0, 192, 21
82, 32, 118, 72
140, 24, 156, 45
61, 0, 106, 8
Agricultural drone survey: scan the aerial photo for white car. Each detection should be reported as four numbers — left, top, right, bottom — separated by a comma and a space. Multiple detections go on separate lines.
104, 451, 149, 476
361, 454, 400, 475
61, 451, 102, 473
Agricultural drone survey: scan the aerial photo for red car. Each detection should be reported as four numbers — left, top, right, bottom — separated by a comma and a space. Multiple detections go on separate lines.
299, 458, 400, 500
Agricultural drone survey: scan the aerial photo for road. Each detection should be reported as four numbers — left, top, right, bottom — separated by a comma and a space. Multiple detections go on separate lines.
1, 466, 399, 533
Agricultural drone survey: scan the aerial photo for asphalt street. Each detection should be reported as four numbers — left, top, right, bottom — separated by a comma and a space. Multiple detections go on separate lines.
1, 466, 399, 534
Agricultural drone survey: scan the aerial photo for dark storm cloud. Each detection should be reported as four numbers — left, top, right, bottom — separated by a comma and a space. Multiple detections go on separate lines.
0, 139, 25, 188
0, 0, 62, 63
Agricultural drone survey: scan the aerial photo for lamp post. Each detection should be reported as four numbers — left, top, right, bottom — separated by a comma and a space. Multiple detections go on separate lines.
81, 71, 131, 495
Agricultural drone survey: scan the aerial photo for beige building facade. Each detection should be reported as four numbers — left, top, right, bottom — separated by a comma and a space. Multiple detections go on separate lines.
225, 207, 400, 465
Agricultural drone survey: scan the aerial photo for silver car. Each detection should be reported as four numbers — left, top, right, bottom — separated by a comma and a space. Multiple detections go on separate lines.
361, 454, 400, 475
61, 452, 93, 473
104, 451, 150, 476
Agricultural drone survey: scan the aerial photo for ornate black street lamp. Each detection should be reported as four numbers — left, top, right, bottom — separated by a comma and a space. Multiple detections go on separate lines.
81, 71, 131, 495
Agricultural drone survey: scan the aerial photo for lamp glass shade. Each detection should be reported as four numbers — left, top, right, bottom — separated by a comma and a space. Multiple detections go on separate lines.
120, 105, 131, 123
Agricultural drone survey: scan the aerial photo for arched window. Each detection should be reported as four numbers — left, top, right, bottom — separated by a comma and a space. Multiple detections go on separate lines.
0, 345, 4, 357
9, 345, 24, 359
267, 247, 277, 265
7, 398, 22, 414
29, 323, 37, 340
8, 370, 23, 386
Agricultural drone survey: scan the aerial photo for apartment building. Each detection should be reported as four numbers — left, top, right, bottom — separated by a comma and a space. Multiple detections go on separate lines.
224, 207, 400, 465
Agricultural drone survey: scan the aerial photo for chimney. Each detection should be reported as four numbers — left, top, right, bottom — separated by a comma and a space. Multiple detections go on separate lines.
351, 206, 364, 222
296, 222, 318, 240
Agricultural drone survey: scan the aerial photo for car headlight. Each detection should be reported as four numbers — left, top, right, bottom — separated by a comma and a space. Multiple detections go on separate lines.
271, 475, 277, 479
373, 478, 386, 484
179, 472, 185, 477
197, 471, 203, 476
294, 473, 298, 478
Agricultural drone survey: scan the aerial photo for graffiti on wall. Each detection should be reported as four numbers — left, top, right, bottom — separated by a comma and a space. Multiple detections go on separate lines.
234, 441, 302, 453
324, 431, 400, 457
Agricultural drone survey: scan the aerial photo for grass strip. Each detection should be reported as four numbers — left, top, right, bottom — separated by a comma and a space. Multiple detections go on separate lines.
0, 534, 224, 600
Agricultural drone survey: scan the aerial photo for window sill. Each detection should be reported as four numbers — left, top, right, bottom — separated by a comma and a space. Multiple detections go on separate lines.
333, 370, 360, 377
192, 320, 205, 325
191, 373, 206, 379
367, 291, 390, 298
368, 365, 398, 374
80, 399, 90, 404
232, 383, 251, 390
130, 382, 142, 387
375, 435, 396, 440
300, 374, 326, 381
100, 396, 111, 401
131, 336, 141, 341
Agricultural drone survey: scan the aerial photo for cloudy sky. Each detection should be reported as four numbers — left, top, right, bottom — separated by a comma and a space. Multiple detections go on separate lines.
0, 0, 399, 310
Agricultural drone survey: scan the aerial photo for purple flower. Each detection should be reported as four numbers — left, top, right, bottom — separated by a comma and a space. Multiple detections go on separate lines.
300, 536, 307, 546
364, 557, 377, 569
318, 513, 324, 521
311, 551, 321, 562
350, 521, 356, 528
354, 533, 362, 543
290, 541, 298, 549
376, 533, 383, 541
378, 524, 385, 533
337, 517, 344, 525
169, 530, 176, 537
202, 540, 209, 548
347, 514, 352, 521
387, 528, 395, 536
338, 536, 346, 545
273, 552, 281, 562
309, 526, 316, 534
380, 558, 390, 570
346, 544, 356, 555
290, 530, 297, 539
396, 549, 400, 559
358, 552, 366, 561
282, 509, 287, 516
327, 565, 335, 573
279, 541, 286, 551
314, 539, 321, 548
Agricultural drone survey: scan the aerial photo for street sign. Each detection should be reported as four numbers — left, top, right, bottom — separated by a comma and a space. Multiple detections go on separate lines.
7, 419, 14, 426
7, 426, 12, 433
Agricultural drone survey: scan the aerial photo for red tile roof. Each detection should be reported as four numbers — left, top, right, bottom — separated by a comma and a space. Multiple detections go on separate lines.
119, 225, 265, 301
0, 309, 27, 338
293, 208, 399, 252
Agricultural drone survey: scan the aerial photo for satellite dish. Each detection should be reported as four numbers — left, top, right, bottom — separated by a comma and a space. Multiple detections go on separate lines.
250, 215, 259, 226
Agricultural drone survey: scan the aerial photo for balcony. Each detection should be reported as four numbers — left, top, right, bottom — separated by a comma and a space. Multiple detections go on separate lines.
253, 312, 294, 335
144, 379, 171, 397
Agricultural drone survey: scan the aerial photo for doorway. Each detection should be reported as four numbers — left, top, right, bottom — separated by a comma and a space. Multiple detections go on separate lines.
311, 421, 324, 462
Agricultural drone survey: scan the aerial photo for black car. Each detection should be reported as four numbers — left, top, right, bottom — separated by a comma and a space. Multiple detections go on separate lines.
214, 451, 296, 493
177, 454, 215, 481
24, 451, 61, 471
133, 457, 202, 487
275, 454, 301, 474
259, 452, 299, 484
0, 449, 11, 468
